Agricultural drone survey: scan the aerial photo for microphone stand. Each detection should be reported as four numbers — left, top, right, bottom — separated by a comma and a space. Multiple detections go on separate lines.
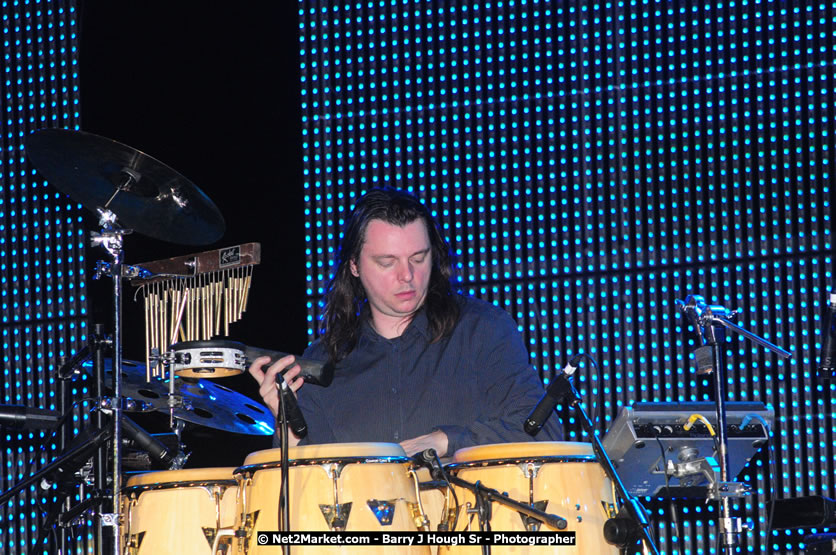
553, 376, 661, 555
442, 472, 570, 555
1, 423, 108, 553
0, 424, 112, 506
678, 295, 791, 553
276, 382, 293, 555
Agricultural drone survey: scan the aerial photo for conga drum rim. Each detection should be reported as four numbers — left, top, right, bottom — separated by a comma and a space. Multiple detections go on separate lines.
124, 467, 237, 490
451, 441, 595, 463
241, 442, 408, 466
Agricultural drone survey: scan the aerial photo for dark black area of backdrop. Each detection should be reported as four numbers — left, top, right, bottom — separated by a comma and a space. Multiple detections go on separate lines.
78, 2, 305, 465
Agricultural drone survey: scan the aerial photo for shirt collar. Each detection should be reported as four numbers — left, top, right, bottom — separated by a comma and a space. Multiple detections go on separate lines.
360, 306, 431, 342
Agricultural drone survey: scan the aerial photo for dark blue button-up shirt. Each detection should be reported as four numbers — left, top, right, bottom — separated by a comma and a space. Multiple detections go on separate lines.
294, 295, 563, 455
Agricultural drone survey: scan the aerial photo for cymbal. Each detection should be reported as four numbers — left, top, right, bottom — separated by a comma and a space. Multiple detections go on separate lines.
96, 359, 274, 436
25, 128, 225, 246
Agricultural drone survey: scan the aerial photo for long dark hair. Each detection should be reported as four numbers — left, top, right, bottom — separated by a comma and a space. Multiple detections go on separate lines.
320, 187, 459, 362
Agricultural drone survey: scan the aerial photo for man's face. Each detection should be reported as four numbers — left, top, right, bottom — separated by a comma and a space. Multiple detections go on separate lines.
350, 218, 432, 334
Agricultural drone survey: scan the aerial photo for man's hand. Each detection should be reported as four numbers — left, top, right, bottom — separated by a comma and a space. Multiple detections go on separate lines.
400, 429, 449, 457
247, 354, 304, 446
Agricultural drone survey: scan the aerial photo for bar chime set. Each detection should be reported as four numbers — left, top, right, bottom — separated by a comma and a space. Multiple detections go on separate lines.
133, 243, 261, 378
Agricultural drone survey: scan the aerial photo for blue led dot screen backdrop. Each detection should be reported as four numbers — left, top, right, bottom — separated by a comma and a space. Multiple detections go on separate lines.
1, 1, 91, 554
0, 0, 834, 553
298, 1, 832, 553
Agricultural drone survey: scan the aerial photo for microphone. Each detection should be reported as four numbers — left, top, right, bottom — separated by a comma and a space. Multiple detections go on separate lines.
121, 415, 175, 467
277, 380, 308, 439
0, 405, 62, 430
40, 424, 111, 490
411, 448, 445, 481
817, 292, 836, 375
524, 356, 582, 437
57, 344, 92, 379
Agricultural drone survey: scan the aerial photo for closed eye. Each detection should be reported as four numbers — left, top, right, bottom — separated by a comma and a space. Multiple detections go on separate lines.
376, 258, 396, 268
411, 249, 430, 263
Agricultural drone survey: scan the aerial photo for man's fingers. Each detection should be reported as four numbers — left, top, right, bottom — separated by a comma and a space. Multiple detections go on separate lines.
246, 355, 273, 384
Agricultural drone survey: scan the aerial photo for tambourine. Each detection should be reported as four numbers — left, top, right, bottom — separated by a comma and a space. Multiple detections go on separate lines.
167, 340, 334, 386
168, 339, 247, 378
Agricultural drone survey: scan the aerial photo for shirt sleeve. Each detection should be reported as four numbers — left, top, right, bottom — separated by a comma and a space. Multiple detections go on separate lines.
434, 305, 564, 455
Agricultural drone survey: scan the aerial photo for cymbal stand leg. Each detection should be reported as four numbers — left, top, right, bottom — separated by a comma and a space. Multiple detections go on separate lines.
92, 323, 109, 554
57, 353, 70, 554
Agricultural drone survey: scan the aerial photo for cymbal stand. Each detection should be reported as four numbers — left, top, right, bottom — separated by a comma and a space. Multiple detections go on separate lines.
678, 295, 791, 553
56, 333, 72, 554
90, 205, 132, 555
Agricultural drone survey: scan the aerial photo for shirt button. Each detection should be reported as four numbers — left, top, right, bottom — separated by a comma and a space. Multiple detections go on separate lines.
391, 387, 397, 394
394, 431, 399, 440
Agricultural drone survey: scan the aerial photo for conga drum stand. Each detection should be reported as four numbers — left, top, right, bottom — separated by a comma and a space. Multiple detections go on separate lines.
441, 471, 571, 555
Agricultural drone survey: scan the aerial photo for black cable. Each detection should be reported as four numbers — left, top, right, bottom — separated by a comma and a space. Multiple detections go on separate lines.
430, 453, 460, 531
448, 480, 460, 531
566, 352, 603, 436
